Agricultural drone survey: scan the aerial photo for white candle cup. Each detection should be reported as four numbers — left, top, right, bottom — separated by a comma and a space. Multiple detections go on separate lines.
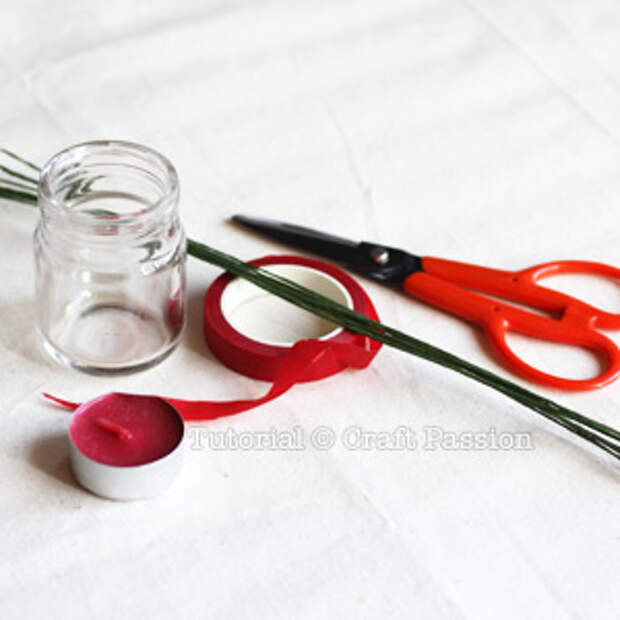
68, 394, 185, 501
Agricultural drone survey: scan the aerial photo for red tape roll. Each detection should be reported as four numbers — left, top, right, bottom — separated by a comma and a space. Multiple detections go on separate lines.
203, 255, 380, 382
45, 255, 382, 423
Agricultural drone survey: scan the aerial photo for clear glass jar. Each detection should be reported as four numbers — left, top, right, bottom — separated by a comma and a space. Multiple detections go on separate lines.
34, 141, 186, 374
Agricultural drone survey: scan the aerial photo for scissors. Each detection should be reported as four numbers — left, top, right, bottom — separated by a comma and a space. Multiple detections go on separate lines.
232, 215, 620, 391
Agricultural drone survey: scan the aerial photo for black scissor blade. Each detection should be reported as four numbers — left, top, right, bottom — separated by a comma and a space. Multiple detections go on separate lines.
232, 214, 422, 284
232, 215, 362, 263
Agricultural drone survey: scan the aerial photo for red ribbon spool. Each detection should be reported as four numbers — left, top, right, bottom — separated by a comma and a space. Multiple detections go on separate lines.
204, 255, 380, 382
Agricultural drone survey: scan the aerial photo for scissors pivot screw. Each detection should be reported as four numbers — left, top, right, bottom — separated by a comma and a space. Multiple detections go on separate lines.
370, 247, 390, 265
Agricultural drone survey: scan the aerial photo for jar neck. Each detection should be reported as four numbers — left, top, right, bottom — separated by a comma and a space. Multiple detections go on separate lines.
38, 195, 180, 244
37, 141, 180, 243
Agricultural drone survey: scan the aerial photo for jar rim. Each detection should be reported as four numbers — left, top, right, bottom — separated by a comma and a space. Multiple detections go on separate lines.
38, 140, 179, 224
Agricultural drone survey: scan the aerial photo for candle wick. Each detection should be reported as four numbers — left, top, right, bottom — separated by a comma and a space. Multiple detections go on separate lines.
95, 417, 133, 441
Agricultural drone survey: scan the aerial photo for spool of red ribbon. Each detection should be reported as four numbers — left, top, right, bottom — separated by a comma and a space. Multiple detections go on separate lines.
167, 255, 382, 420
47, 255, 381, 423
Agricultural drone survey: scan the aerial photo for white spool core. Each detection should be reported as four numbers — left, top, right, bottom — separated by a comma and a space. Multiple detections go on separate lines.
220, 264, 354, 347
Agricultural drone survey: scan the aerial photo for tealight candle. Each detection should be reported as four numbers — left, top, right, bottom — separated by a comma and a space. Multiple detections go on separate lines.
68, 393, 184, 500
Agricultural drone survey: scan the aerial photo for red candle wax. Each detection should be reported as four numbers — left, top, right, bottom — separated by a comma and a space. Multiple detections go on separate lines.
69, 393, 184, 467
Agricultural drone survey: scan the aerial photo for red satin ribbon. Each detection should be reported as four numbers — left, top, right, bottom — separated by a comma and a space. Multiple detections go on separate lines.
166, 337, 377, 421
45, 256, 381, 423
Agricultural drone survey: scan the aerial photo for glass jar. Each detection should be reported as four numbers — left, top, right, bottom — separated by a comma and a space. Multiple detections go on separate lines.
34, 141, 186, 374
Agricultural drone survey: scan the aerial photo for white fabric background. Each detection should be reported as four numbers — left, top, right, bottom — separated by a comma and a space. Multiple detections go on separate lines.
1, 1, 619, 618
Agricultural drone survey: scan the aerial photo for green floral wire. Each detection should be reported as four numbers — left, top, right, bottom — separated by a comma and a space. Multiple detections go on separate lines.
2, 149, 619, 461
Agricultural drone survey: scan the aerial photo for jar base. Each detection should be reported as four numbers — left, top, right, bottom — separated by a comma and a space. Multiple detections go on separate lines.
39, 301, 183, 375
40, 333, 181, 375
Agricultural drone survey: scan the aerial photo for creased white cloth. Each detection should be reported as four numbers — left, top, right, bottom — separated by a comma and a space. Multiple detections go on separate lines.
1, 1, 619, 618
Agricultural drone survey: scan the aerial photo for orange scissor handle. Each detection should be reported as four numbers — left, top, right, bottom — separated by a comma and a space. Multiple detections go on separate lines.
403, 257, 620, 390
